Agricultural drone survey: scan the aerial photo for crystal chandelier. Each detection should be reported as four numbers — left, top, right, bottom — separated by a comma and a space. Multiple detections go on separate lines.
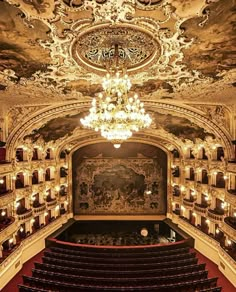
80, 45, 152, 148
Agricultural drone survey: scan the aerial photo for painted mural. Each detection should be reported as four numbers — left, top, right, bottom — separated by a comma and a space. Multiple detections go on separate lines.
73, 143, 167, 215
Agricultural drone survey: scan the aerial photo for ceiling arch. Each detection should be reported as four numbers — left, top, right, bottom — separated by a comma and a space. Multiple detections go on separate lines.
6, 101, 234, 160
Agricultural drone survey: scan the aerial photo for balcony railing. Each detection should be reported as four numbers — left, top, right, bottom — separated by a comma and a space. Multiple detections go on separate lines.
207, 209, 224, 222
46, 198, 57, 209
17, 209, 33, 222
0, 191, 14, 208
194, 203, 207, 215
220, 217, 236, 239
183, 198, 194, 208
33, 203, 46, 215
0, 219, 17, 239
225, 190, 236, 207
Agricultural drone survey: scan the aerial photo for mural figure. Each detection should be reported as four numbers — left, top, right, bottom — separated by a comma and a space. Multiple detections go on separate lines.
73, 158, 166, 215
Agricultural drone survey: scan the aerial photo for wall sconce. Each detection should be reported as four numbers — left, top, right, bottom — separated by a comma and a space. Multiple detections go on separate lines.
227, 239, 232, 246
44, 211, 48, 216
206, 219, 210, 225
1, 210, 6, 216
20, 226, 24, 232
55, 186, 60, 192
0, 178, 4, 184
180, 186, 185, 192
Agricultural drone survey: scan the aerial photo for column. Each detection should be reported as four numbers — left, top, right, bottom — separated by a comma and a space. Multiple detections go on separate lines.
0, 244, 3, 258
195, 214, 201, 226
25, 221, 30, 235
51, 208, 55, 219
196, 191, 201, 204
210, 196, 216, 209
208, 221, 215, 235
39, 214, 45, 227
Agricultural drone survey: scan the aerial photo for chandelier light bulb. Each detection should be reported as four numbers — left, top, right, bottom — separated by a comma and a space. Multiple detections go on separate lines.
80, 64, 151, 146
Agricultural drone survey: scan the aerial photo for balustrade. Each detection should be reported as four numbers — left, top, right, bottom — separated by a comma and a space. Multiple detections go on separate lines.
207, 209, 224, 223
46, 198, 57, 209
33, 203, 46, 215
0, 191, 14, 208
18, 209, 33, 222
183, 198, 194, 208
194, 203, 207, 215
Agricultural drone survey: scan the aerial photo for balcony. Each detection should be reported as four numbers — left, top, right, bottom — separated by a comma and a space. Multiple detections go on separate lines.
225, 190, 236, 207
194, 203, 207, 215
172, 177, 180, 184
60, 177, 67, 184
15, 185, 31, 196
0, 191, 14, 208
17, 209, 33, 222
0, 161, 12, 173
220, 217, 236, 239
183, 198, 194, 208
184, 179, 195, 189
0, 218, 17, 238
46, 198, 57, 209
226, 161, 236, 172
45, 179, 55, 188
33, 203, 46, 215
207, 209, 224, 223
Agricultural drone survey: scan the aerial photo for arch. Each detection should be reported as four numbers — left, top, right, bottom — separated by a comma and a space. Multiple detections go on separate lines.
5, 101, 234, 161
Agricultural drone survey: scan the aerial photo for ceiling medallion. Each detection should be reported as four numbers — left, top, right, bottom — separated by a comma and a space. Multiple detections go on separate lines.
71, 24, 161, 75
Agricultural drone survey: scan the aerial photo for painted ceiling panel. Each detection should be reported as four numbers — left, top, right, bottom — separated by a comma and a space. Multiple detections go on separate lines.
0, 0, 234, 106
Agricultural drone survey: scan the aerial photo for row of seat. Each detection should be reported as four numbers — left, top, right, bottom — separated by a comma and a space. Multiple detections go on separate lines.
34, 261, 206, 278
49, 245, 190, 258
18, 284, 222, 292
31, 268, 209, 286
42, 254, 199, 270
19, 241, 222, 292
22, 275, 219, 291
43, 250, 196, 264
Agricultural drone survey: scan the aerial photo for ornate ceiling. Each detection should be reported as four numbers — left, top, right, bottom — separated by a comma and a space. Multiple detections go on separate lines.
0, 0, 235, 155
0, 0, 235, 108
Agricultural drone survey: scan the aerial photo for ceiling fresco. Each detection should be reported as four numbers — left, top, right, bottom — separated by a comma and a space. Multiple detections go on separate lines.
0, 0, 234, 108
23, 111, 215, 144
23, 113, 83, 142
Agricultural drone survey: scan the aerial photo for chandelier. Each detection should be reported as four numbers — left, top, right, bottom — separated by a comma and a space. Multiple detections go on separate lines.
80, 45, 152, 148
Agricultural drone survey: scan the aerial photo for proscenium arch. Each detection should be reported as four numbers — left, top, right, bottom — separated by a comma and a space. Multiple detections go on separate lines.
57, 134, 181, 216
6, 101, 234, 160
